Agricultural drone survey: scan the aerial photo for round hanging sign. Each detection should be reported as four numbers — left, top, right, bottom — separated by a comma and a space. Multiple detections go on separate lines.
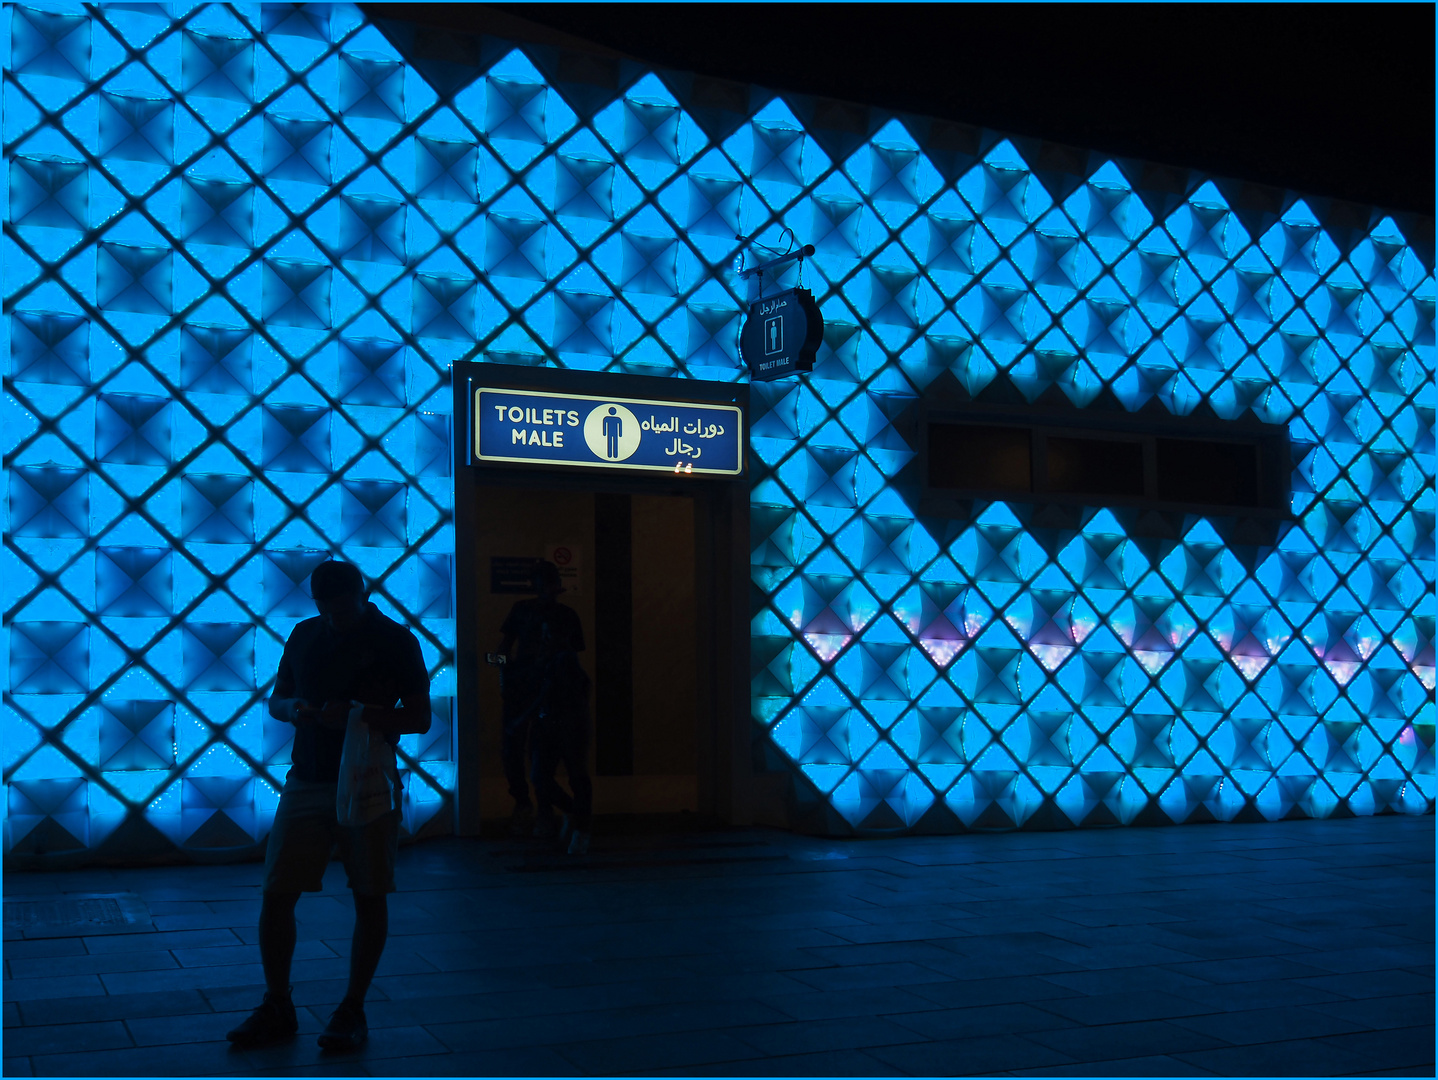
740, 287, 823, 381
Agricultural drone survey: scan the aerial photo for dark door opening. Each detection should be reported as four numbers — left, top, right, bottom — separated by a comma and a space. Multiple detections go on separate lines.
468, 482, 706, 822
451, 361, 749, 835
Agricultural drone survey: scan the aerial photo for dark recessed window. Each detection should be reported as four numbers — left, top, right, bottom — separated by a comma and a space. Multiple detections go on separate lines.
1048, 437, 1144, 498
929, 424, 1030, 493
924, 416, 1286, 517
1157, 438, 1258, 507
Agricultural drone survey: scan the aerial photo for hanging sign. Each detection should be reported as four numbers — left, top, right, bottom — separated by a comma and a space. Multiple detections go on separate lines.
740, 287, 823, 381
474, 388, 743, 476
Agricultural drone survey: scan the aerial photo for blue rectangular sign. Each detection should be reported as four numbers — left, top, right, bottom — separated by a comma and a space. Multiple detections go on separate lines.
474, 388, 743, 475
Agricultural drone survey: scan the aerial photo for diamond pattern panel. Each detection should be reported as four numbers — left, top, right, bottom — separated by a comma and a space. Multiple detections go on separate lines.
3, 3, 1433, 856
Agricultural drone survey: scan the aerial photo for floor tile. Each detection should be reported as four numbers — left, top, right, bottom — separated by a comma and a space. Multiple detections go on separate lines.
1173, 1035, 1371, 1076
904, 974, 1083, 1010
171, 940, 337, 969
725, 1015, 927, 1056
1025, 1018, 1230, 1061
886, 1002, 1081, 1041
17, 990, 212, 1027
425, 997, 787, 1054
99, 964, 268, 996
352, 1046, 575, 1076
2, 1021, 134, 1057
800, 938, 977, 969
1295, 968, 1436, 1000
126, 1008, 318, 1047
628, 1048, 905, 1077
781, 959, 956, 992
1035, 965, 1212, 997
1170, 1003, 1366, 1045
0, 975, 107, 1002
1171, 976, 1350, 1011
1143, 931, 1317, 960
1010, 1053, 1221, 1076
8, 951, 180, 980
822, 920, 969, 945
1, 939, 88, 960
867, 1032, 1078, 1075
1161, 954, 1332, 984
1032, 989, 1215, 1025
1316, 1026, 1437, 1074
1309, 991, 1437, 1031
82, 929, 244, 954
552, 1029, 765, 1074
758, 984, 939, 1022
29, 1040, 235, 1077
235, 1025, 449, 1070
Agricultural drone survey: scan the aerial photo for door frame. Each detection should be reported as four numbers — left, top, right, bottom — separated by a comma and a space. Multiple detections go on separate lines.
451, 363, 750, 835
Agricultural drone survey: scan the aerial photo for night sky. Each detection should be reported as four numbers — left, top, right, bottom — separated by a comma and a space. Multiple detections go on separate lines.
363, 3, 1434, 226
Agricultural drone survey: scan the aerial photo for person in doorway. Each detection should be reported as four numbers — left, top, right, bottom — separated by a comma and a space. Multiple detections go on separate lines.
528, 611, 594, 855
496, 560, 587, 847
227, 561, 430, 1052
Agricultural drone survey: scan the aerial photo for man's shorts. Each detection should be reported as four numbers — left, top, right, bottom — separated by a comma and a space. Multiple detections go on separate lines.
262, 779, 399, 896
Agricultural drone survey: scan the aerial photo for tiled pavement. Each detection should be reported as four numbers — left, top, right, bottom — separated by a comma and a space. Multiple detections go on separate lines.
3, 814, 1432, 1077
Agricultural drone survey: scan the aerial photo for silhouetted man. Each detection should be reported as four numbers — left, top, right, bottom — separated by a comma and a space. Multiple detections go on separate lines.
528, 627, 594, 855
228, 561, 430, 1052
496, 560, 585, 841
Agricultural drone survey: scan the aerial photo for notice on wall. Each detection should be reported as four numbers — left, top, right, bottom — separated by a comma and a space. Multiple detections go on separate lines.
490, 555, 537, 594
545, 543, 581, 595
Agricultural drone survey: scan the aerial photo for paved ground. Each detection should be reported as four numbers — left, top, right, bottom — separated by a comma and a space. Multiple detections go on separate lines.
3, 813, 1432, 1077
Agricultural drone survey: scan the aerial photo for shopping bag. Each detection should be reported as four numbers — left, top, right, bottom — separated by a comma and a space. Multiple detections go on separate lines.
336, 703, 402, 827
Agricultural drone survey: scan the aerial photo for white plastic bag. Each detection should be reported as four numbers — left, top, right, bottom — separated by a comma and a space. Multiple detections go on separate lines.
335, 702, 402, 827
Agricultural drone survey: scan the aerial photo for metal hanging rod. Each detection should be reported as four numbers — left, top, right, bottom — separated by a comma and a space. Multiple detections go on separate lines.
737, 244, 815, 279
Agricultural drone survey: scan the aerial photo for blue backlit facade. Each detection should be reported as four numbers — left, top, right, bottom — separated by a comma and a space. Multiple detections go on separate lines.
3, 3, 1433, 858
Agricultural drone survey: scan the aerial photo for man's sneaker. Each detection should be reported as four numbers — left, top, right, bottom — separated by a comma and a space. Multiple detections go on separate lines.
557, 813, 575, 848
532, 812, 559, 839
567, 829, 591, 856
506, 804, 534, 837
226, 989, 298, 1045
317, 999, 368, 1051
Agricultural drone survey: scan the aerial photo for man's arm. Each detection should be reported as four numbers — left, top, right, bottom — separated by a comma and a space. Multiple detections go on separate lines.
364, 687, 432, 737
268, 640, 323, 725
363, 631, 432, 737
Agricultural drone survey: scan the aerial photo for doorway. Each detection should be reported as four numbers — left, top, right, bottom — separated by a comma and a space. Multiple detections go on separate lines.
470, 485, 701, 819
451, 362, 750, 835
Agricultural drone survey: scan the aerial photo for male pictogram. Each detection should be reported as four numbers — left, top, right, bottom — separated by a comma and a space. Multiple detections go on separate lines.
764, 314, 783, 355
582, 402, 639, 462
602, 406, 622, 458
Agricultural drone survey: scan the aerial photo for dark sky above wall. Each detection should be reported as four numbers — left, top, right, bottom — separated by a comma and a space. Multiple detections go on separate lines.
363, 3, 1433, 222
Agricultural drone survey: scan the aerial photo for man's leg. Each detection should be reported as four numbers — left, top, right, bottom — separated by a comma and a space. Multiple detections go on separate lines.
502, 715, 535, 835
259, 891, 301, 996
563, 721, 593, 854
345, 892, 387, 1004
500, 715, 532, 809
321, 809, 398, 1050
530, 725, 571, 835
229, 779, 331, 1045
564, 722, 593, 833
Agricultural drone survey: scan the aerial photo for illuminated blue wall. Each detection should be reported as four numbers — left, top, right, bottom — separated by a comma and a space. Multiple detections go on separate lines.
3, 3, 1432, 856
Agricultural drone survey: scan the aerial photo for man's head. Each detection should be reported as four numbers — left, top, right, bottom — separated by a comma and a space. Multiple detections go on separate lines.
530, 559, 563, 599
310, 561, 367, 632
